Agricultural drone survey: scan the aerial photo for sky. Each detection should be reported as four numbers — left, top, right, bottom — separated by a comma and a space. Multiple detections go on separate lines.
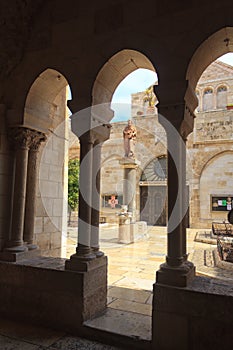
110, 53, 233, 123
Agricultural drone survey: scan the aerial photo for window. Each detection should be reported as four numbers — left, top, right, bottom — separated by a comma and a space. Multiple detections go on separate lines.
140, 156, 167, 182
217, 85, 227, 109
204, 88, 213, 94
203, 88, 213, 111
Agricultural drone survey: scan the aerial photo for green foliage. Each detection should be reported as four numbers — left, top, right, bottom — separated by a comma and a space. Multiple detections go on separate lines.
68, 158, 79, 211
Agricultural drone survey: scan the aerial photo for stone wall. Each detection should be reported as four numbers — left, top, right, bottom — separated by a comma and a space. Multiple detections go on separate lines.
35, 88, 69, 256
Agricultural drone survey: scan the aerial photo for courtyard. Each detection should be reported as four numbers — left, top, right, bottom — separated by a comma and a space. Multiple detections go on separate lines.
65, 224, 233, 320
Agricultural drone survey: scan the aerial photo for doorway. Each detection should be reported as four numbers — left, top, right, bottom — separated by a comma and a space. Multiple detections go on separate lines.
140, 185, 167, 226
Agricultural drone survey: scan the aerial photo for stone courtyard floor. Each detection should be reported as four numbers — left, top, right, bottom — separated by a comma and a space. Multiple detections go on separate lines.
65, 225, 233, 319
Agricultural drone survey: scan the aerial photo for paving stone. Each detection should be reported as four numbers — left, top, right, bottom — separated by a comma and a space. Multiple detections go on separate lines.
0, 318, 65, 347
0, 334, 45, 350
49, 336, 122, 350
108, 286, 151, 303
85, 308, 152, 341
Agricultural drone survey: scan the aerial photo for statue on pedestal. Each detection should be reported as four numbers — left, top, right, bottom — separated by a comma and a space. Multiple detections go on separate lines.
123, 119, 137, 158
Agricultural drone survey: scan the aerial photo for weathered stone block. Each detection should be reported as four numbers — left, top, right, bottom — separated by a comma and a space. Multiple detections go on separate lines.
0, 256, 107, 331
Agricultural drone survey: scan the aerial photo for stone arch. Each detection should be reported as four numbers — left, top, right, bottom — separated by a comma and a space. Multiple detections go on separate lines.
23, 68, 71, 132
22, 68, 72, 257
92, 49, 156, 120
199, 151, 233, 225
186, 27, 233, 95
199, 150, 233, 179
101, 153, 124, 197
101, 153, 122, 165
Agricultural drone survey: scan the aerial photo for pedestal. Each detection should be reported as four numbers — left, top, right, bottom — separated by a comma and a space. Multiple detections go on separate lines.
0, 255, 107, 331
119, 158, 140, 223
118, 224, 132, 244
156, 261, 195, 287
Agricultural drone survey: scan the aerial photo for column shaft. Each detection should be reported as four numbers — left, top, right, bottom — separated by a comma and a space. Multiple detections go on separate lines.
65, 123, 111, 270
11, 148, 28, 249
76, 135, 96, 259
91, 142, 104, 257
23, 132, 46, 248
123, 167, 137, 223
166, 135, 184, 266
24, 149, 37, 246
156, 103, 195, 286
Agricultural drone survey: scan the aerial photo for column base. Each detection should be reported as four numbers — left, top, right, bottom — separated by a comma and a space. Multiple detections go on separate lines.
92, 247, 104, 258
0, 248, 41, 262
4, 245, 28, 253
26, 244, 38, 251
65, 254, 106, 272
156, 260, 195, 287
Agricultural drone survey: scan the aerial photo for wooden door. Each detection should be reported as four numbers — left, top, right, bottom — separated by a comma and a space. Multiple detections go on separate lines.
140, 186, 167, 226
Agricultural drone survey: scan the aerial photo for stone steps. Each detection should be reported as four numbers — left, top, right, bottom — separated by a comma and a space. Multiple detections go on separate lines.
83, 308, 152, 350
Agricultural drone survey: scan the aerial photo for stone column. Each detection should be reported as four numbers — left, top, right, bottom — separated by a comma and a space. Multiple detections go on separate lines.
166, 134, 185, 266
156, 104, 195, 287
90, 124, 111, 257
5, 128, 32, 252
91, 141, 104, 257
120, 159, 140, 223
23, 131, 46, 249
66, 132, 96, 269
91, 143, 104, 258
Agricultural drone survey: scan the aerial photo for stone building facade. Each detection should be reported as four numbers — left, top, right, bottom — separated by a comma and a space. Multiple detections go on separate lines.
87, 60, 232, 229
188, 60, 233, 228
70, 60, 233, 229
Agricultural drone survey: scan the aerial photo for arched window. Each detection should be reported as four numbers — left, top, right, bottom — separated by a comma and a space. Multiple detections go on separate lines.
203, 88, 213, 111
217, 85, 227, 109
140, 156, 167, 182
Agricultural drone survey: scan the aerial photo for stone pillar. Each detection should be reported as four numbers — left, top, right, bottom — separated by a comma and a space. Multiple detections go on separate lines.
120, 158, 140, 223
166, 134, 186, 265
66, 132, 96, 269
156, 104, 195, 287
90, 141, 103, 257
5, 128, 32, 252
90, 124, 111, 256
23, 131, 46, 249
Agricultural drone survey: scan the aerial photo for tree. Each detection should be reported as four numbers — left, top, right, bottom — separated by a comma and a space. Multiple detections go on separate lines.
68, 158, 79, 224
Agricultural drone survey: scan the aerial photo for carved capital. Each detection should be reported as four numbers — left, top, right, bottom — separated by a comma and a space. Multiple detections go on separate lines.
30, 131, 47, 151
8, 127, 32, 150
8, 127, 46, 151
